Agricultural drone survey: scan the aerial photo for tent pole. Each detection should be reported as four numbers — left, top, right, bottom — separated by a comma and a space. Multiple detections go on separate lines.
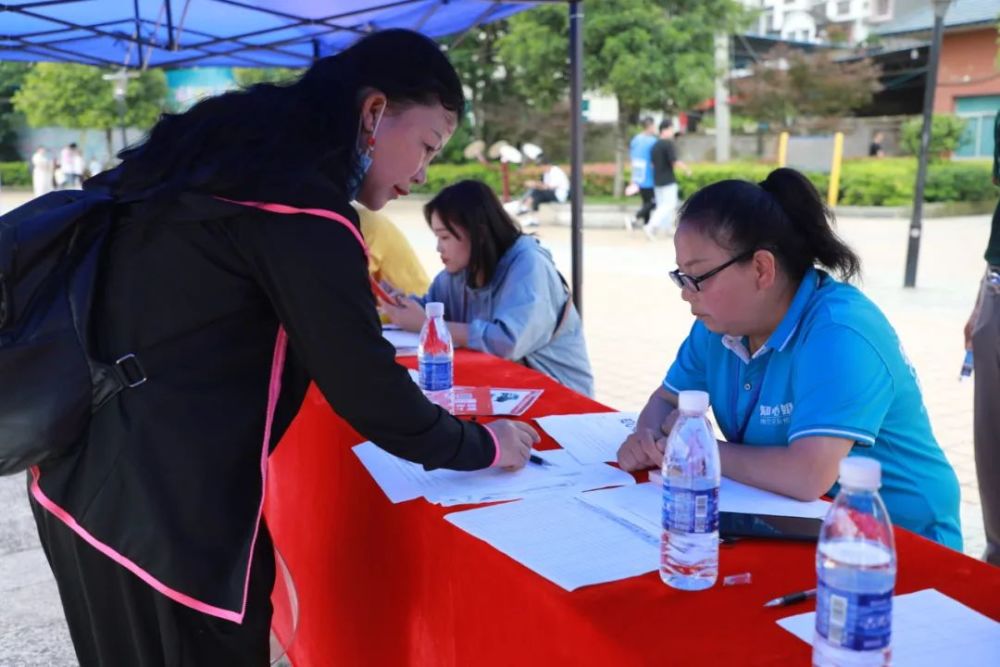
568, 0, 584, 317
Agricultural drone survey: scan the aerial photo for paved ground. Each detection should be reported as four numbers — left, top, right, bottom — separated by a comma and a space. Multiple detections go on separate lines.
0, 188, 993, 664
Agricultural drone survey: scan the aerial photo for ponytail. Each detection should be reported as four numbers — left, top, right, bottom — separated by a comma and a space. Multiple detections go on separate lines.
758, 168, 860, 281
677, 167, 861, 282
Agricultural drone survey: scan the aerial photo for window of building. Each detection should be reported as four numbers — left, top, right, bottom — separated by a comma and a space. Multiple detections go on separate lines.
872, 0, 891, 19
837, 0, 851, 15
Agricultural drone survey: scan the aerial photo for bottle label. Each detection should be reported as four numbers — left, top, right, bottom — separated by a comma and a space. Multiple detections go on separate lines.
419, 358, 453, 391
662, 486, 719, 533
815, 578, 892, 651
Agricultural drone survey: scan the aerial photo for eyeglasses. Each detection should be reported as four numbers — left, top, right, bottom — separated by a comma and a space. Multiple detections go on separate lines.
669, 249, 756, 292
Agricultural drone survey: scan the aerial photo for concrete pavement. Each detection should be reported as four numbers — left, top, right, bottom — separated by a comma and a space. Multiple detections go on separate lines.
0, 187, 993, 664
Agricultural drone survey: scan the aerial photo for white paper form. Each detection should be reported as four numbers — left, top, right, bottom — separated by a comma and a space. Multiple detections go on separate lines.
352, 442, 635, 506
650, 471, 830, 519
382, 328, 420, 355
535, 412, 639, 464
777, 588, 1000, 666
445, 494, 659, 591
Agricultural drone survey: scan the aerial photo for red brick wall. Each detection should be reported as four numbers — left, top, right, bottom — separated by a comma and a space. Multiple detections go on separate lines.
934, 27, 1000, 112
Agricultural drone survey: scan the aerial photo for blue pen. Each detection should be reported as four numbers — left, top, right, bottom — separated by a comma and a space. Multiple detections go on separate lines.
960, 349, 973, 381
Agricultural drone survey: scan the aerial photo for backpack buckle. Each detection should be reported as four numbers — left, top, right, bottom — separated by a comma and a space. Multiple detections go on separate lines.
114, 353, 147, 388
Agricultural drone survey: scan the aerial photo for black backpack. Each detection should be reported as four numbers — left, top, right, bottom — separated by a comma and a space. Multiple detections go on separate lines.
0, 189, 145, 475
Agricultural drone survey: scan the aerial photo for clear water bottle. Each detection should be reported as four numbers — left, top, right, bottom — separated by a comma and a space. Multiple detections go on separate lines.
813, 457, 896, 667
660, 390, 719, 590
418, 302, 454, 412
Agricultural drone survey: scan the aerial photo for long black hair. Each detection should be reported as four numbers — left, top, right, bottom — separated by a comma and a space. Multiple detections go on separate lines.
102, 29, 464, 200
424, 180, 523, 288
677, 167, 861, 282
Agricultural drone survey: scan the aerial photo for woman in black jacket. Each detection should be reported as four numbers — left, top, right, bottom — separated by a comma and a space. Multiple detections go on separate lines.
31, 29, 538, 665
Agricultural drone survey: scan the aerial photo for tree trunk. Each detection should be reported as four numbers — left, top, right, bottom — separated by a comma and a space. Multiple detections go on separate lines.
104, 128, 113, 163
613, 97, 633, 199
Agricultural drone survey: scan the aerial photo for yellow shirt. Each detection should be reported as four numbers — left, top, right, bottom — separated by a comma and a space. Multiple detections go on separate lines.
355, 205, 430, 296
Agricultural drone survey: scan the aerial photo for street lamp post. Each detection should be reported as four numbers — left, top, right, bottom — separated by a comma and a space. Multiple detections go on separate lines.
904, 0, 951, 288
102, 69, 139, 152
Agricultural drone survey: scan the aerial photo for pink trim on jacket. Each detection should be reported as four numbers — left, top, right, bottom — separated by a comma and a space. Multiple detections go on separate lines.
30, 198, 368, 624
29, 328, 288, 624
483, 423, 503, 467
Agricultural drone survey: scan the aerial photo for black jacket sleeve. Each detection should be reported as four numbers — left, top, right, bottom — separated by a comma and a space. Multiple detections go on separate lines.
232, 204, 496, 471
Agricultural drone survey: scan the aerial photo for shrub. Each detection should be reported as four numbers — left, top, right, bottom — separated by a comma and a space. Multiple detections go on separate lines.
0, 161, 30, 187
418, 157, 998, 206
900, 115, 967, 160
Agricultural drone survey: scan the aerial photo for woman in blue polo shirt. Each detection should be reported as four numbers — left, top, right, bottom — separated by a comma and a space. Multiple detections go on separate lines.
617, 167, 962, 549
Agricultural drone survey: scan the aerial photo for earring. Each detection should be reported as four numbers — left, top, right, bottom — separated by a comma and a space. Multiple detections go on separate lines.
367, 135, 376, 149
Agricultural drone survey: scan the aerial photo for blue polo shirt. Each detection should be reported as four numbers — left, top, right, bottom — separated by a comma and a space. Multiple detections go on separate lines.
664, 268, 962, 550
629, 133, 657, 189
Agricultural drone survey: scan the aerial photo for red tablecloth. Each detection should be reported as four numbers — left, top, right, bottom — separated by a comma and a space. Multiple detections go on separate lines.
264, 351, 1000, 666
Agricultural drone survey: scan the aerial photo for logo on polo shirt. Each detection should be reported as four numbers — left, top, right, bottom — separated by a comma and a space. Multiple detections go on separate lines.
760, 402, 794, 426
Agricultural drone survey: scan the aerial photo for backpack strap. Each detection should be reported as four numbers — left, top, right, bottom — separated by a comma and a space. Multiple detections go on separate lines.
553, 270, 574, 340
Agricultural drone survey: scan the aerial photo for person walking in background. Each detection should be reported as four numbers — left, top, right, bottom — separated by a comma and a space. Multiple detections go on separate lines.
31, 146, 55, 197
869, 131, 886, 158
964, 107, 1000, 567
646, 118, 691, 240
59, 143, 84, 189
626, 117, 657, 232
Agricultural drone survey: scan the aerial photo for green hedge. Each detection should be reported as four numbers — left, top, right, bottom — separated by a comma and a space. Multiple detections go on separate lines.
418, 157, 996, 207
0, 161, 30, 187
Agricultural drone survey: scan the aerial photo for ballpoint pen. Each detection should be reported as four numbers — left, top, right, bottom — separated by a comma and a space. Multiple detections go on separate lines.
763, 588, 817, 608
529, 454, 551, 466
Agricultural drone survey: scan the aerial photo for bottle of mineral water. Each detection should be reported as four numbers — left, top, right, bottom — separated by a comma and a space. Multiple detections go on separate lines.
418, 302, 453, 412
813, 457, 897, 667
660, 390, 719, 590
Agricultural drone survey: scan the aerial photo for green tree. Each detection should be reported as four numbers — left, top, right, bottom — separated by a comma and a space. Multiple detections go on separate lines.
732, 45, 881, 127
12, 63, 167, 158
900, 114, 968, 161
0, 63, 30, 160
233, 67, 303, 87
498, 0, 749, 194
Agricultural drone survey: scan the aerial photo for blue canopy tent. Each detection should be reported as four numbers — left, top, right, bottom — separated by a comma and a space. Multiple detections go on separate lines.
1, 0, 587, 313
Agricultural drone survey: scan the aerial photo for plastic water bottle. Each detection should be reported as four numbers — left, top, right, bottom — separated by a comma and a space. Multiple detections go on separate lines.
418, 302, 453, 412
959, 349, 973, 381
813, 457, 897, 667
660, 390, 720, 590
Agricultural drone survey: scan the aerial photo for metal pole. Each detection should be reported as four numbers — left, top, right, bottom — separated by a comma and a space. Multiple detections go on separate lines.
904, 1, 949, 288
568, 0, 584, 317
713, 32, 731, 163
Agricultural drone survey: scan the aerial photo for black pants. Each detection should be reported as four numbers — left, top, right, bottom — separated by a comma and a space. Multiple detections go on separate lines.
32, 495, 275, 667
636, 188, 655, 224
526, 188, 559, 211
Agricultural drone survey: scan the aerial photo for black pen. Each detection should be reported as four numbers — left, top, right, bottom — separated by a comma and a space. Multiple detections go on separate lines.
529, 454, 551, 466
763, 588, 817, 608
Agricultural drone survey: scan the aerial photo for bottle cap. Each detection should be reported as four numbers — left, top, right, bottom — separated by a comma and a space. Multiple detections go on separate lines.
677, 390, 709, 413
425, 302, 444, 318
838, 456, 881, 490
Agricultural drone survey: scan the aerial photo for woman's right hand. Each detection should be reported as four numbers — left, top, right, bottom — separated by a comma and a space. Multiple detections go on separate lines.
616, 427, 665, 472
486, 420, 540, 471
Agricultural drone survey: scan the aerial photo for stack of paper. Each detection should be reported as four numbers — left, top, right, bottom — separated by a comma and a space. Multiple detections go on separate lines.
777, 588, 1000, 666
382, 327, 420, 356
534, 412, 639, 464
352, 442, 635, 506
445, 494, 659, 591
649, 471, 830, 519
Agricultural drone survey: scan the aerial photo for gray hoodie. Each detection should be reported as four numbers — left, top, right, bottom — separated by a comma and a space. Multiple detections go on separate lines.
421, 235, 594, 396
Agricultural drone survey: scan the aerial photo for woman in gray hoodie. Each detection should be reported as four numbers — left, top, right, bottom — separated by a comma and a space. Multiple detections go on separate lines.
385, 179, 594, 396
